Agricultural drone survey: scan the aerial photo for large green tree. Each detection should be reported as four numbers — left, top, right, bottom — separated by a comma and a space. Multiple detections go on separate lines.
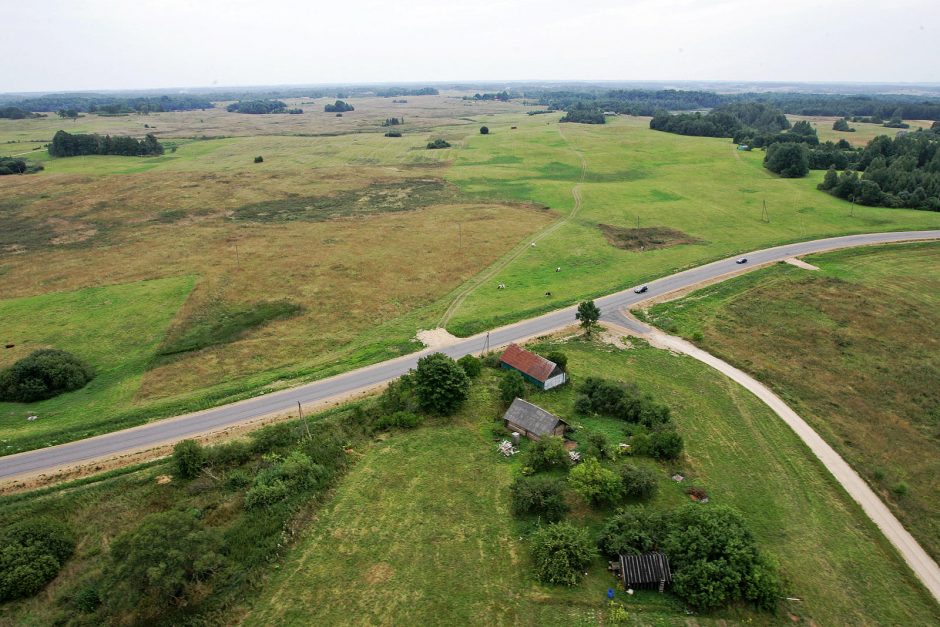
413, 353, 470, 415
764, 142, 809, 178
575, 300, 601, 334
529, 522, 597, 586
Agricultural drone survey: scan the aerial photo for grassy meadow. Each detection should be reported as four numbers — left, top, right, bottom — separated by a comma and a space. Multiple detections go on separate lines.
2, 96, 940, 452
644, 242, 940, 563
786, 114, 934, 147
244, 339, 940, 626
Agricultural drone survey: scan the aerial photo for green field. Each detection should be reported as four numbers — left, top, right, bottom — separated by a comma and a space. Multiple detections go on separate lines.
0, 277, 195, 452
246, 340, 939, 626
644, 241, 940, 563
2, 98, 940, 452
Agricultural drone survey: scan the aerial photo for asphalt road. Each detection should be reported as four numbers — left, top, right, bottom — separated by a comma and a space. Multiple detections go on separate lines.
2, 230, 938, 481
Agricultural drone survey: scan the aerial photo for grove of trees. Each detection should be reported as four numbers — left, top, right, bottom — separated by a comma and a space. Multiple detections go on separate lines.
324, 100, 354, 112
0, 157, 43, 175
226, 100, 288, 114
0, 349, 95, 402
49, 130, 164, 157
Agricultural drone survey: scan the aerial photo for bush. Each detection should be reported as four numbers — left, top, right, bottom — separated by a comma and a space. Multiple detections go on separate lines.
107, 511, 225, 610
522, 436, 570, 472
499, 369, 527, 404
620, 465, 658, 500
0, 517, 75, 602
379, 373, 419, 414
597, 508, 664, 557
546, 351, 568, 371
581, 431, 613, 461
427, 138, 451, 149
0, 349, 94, 402
529, 522, 597, 585
253, 155, 263, 163
647, 429, 684, 460
173, 439, 205, 479
480, 126, 489, 134
509, 475, 569, 521
373, 410, 423, 431
384, 131, 402, 137
457, 354, 482, 378
414, 353, 470, 415
244, 477, 290, 510
569, 458, 622, 506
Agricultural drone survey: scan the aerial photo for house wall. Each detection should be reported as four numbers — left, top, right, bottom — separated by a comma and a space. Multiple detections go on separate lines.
543, 373, 567, 390
504, 420, 538, 440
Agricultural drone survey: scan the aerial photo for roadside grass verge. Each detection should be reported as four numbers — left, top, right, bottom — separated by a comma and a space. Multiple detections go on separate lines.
643, 241, 940, 563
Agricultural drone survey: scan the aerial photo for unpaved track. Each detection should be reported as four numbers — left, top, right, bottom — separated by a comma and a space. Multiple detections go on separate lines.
609, 323, 940, 605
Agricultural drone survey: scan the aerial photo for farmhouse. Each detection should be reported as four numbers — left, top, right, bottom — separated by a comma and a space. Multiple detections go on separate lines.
613, 552, 673, 592
499, 343, 567, 390
502, 398, 569, 440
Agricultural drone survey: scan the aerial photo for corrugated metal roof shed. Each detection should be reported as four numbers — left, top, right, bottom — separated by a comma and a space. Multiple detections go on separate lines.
618, 552, 672, 589
499, 344, 559, 383
502, 398, 567, 437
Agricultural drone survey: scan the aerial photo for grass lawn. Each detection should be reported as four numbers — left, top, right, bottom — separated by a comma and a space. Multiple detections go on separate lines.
244, 340, 940, 626
0, 276, 195, 453
644, 241, 940, 563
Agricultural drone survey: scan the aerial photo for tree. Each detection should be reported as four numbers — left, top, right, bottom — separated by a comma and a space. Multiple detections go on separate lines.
645, 429, 684, 460
832, 118, 854, 132
576, 301, 600, 334
569, 457, 622, 506
324, 100, 354, 113
818, 165, 839, 190
480, 126, 489, 134
0, 349, 94, 402
546, 351, 568, 371
107, 511, 226, 610
499, 369, 527, 404
523, 436, 570, 472
413, 353, 470, 415
763, 142, 809, 178
620, 464, 658, 500
529, 522, 597, 585
173, 439, 205, 479
597, 508, 665, 557
254, 156, 264, 163
509, 475, 569, 521
0, 518, 75, 602
457, 354, 482, 378
427, 138, 451, 149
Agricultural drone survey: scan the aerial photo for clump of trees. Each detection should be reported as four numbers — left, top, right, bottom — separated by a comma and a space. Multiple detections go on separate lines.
324, 100, 354, 113
0, 349, 95, 402
764, 142, 810, 178
522, 436, 571, 472
560, 109, 606, 124
427, 138, 451, 149
254, 155, 264, 163
413, 353, 470, 415
0, 517, 75, 601
651, 102, 789, 139
225, 100, 288, 114
382, 117, 403, 126
465, 91, 511, 101
384, 131, 402, 137
49, 130, 164, 157
0, 106, 40, 119
833, 118, 855, 132
0, 157, 42, 175
529, 522, 597, 585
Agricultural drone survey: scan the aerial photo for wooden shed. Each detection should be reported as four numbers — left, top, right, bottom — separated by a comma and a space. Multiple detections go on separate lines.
615, 552, 672, 592
502, 398, 568, 441
499, 343, 567, 390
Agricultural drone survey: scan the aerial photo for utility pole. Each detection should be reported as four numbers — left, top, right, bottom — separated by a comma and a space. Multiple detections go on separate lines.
849, 195, 855, 217
298, 401, 311, 439
483, 331, 490, 356
761, 200, 770, 223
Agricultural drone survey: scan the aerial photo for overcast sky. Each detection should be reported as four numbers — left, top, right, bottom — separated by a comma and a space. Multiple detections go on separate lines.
4, 0, 938, 93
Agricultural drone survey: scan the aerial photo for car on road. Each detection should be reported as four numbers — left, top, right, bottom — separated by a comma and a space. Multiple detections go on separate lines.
634, 285, 648, 294
736, 257, 748, 264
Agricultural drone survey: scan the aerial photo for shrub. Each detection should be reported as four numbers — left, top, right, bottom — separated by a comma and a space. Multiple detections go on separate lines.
414, 353, 470, 415
647, 429, 684, 460
509, 475, 569, 521
546, 351, 568, 371
620, 464, 658, 500
379, 373, 418, 414
569, 457, 622, 506
581, 431, 613, 461
254, 155, 263, 163
0, 517, 75, 602
529, 522, 597, 585
373, 410, 423, 431
73, 584, 101, 612
107, 510, 225, 610
522, 436, 570, 472
480, 126, 489, 134
0, 349, 94, 402
457, 354, 482, 378
173, 439, 205, 479
427, 138, 451, 149
245, 477, 290, 510
499, 369, 527, 404
384, 131, 402, 137
597, 508, 664, 557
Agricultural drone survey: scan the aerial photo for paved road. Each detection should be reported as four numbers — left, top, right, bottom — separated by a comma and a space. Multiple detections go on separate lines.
1, 230, 938, 482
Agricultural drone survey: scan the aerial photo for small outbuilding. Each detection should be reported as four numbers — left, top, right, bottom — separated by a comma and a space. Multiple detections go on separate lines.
615, 552, 672, 592
499, 343, 567, 390
502, 398, 569, 441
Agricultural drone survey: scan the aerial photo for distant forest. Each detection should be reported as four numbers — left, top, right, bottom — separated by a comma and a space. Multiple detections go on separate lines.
2, 94, 213, 114
49, 130, 165, 157
0, 106, 43, 119
225, 100, 302, 114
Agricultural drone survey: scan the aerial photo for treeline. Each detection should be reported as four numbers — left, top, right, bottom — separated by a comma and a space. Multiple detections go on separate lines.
464, 91, 511, 101
0, 106, 42, 119
3, 94, 212, 114
324, 100, 354, 112
559, 108, 605, 124
0, 157, 43, 175
49, 130, 164, 157
375, 87, 438, 97
817, 129, 940, 210
225, 100, 296, 114
531, 89, 940, 120
650, 102, 790, 138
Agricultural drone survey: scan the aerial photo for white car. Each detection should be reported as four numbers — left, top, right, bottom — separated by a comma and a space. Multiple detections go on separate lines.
736, 257, 748, 264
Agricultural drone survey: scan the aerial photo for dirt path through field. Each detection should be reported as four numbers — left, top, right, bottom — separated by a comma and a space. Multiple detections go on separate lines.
604, 317, 940, 604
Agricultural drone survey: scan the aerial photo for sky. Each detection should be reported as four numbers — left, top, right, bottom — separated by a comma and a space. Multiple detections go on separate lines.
4, 0, 939, 93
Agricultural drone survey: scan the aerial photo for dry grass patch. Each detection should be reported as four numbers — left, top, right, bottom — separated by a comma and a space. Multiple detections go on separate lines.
598, 224, 704, 251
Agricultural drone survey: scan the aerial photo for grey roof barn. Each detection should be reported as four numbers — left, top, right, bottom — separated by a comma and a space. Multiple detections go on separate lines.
502, 398, 568, 440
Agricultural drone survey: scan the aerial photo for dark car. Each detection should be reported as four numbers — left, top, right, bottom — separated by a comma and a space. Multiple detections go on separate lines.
736, 257, 748, 264
634, 285, 648, 294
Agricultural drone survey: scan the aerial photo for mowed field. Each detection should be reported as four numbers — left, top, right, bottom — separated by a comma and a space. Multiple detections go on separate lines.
786, 114, 934, 147
644, 242, 940, 563
244, 340, 940, 626
2, 97, 940, 453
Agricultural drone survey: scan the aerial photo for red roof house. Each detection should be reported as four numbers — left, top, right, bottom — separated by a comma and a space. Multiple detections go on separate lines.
498, 343, 567, 390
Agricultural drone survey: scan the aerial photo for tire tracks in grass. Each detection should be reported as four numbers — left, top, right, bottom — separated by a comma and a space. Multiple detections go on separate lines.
437, 124, 587, 329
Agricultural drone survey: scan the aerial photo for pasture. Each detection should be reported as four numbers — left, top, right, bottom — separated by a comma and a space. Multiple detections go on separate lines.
245, 339, 940, 626
2, 96, 940, 452
786, 114, 934, 147
645, 242, 940, 563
